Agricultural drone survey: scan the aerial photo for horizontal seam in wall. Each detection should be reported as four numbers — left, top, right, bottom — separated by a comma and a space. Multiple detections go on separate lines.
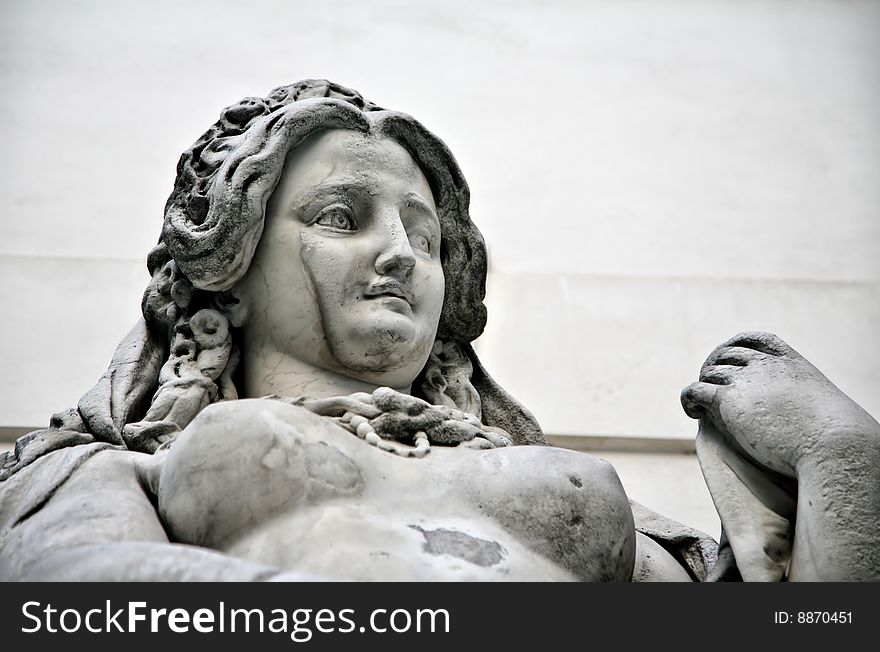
488, 269, 880, 289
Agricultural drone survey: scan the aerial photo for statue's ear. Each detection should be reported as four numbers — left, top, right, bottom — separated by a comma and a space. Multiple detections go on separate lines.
214, 289, 248, 328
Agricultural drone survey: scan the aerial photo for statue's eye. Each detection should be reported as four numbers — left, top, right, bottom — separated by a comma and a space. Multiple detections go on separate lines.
315, 206, 356, 231
410, 234, 431, 254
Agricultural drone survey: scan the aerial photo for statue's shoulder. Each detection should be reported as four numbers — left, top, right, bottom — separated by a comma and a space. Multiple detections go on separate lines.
0, 427, 102, 482
0, 430, 120, 540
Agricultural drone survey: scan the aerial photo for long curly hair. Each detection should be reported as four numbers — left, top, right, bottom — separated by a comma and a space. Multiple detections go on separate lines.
48, 80, 545, 453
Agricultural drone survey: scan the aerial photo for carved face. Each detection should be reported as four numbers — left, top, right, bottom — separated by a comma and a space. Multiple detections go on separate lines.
236, 129, 445, 389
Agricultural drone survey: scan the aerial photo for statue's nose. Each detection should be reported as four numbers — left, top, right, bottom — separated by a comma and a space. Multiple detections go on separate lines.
374, 214, 417, 277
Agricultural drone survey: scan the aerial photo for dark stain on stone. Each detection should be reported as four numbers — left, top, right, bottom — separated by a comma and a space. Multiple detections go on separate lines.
569, 475, 583, 488
408, 525, 506, 567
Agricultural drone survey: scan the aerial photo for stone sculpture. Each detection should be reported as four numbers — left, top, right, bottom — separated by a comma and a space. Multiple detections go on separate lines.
2, 80, 878, 581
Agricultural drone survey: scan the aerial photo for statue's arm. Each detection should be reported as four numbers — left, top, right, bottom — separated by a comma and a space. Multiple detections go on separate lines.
789, 429, 880, 580
682, 331, 880, 581
0, 446, 289, 581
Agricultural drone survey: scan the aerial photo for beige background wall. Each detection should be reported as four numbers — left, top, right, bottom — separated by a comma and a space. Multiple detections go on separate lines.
2, 0, 879, 538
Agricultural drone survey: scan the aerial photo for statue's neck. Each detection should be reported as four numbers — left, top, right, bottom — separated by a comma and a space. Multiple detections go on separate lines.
240, 347, 411, 399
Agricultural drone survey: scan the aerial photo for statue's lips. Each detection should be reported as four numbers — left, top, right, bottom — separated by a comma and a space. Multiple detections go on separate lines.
369, 296, 411, 314
364, 281, 414, 314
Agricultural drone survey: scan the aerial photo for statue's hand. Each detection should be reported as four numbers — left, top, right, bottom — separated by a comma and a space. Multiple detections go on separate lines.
681, 331, 880, 477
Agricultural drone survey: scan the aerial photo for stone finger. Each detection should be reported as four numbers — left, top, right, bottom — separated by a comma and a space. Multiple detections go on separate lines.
303, 396, 382, 418
371, 411, 444, 440
480, 428, 512, 448
719, 331, 794, 358
681, 381, 719, 419
336, 413, 358, 435
704, 345, 766, 368
699, 364, 740, 386
429, 419, 482, 444
459, 437, 493, 450
372, 386, 430, 414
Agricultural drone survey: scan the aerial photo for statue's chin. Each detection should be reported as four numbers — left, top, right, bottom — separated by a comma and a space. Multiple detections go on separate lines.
326, 313, 434, 388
